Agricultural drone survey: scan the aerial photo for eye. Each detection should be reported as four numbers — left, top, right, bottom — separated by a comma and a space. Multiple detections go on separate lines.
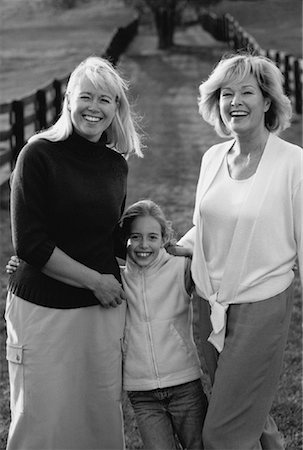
149, 235, 160, 241
99, 96, 113, 104
80, 95, 91, 100
130, 234, 140, 241
221, 91, 232, 98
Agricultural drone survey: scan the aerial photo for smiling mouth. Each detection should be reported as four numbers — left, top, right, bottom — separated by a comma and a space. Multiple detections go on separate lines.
135, 252, 152, 258
83, 115, 101, 122
230, 111, 248, 117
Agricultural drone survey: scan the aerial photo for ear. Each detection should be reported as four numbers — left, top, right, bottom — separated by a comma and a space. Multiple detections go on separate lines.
115, 98, 119, 113
66, 94, 71, 111
264, 97, 271, 112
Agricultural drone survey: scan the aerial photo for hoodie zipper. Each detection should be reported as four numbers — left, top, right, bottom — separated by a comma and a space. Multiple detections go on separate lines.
140, 270, 161, 387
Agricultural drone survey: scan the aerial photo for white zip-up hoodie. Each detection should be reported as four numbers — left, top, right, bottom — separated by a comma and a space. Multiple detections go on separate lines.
121, 248, 202, 391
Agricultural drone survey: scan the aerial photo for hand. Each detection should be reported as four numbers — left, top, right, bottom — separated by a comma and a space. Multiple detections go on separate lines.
92, 274, 127, 309
6, 255, 20, 273
165, 244, 193, 258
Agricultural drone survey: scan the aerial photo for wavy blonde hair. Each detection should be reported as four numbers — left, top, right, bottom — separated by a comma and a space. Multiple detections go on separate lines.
198, 52, 292, 137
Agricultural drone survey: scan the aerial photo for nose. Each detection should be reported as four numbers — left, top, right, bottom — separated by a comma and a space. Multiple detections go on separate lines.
141, 237, 149, 248
87, 98, 99, 111
231, 92, 242, 106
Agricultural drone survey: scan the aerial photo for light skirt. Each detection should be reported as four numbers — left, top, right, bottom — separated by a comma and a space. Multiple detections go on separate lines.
5, 291, 126, 450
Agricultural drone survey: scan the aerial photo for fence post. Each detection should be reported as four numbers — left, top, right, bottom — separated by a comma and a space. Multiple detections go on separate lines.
36, 89, 47, 130
12, 100, 25, 163
279, 53, 289, 95
294, 59, 302, 114
53, 79, 63, 121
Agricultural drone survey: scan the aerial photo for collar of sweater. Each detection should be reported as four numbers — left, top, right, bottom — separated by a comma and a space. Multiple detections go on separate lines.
125, 248, 172, 276
63, 129, 110, 159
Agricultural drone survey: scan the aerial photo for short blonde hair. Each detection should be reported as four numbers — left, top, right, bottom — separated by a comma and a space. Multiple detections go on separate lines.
198, 52, 292, 137
29, 56, 143, 158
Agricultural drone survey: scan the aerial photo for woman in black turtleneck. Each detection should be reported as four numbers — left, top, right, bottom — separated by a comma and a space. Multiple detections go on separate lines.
6, 56, 143, 450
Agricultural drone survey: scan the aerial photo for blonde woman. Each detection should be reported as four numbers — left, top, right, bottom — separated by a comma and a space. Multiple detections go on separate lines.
5, 56, 143, 450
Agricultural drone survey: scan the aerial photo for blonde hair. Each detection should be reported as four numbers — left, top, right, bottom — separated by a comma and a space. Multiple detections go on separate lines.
29, 56, 143, 157
120, 200, 174, 246
198, 52, 292, 137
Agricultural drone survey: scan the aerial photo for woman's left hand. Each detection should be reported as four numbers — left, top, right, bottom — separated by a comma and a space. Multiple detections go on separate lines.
6, 255, 20, 273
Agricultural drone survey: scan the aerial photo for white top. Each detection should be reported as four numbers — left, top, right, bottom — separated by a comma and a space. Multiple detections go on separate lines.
202, 156, 254, 292
179, 133, 303, 352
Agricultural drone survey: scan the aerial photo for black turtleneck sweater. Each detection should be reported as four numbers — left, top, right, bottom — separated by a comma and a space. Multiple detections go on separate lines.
9, 131, 128, 308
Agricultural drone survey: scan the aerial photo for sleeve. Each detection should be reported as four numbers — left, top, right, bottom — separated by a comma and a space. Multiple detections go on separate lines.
184, 257, 194, 296
113, 195, 127, 260
177, 226, 196, 250
293, 177, 303, 288
10, 141, 56, 268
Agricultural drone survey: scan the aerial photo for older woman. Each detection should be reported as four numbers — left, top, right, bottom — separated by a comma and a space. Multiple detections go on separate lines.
179, 53, 302, 449
5, 56, 143, 449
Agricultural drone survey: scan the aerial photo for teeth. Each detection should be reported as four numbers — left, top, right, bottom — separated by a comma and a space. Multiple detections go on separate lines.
83, 115, 101, 122
136, 252, 151, 257
230, 112, 247, 116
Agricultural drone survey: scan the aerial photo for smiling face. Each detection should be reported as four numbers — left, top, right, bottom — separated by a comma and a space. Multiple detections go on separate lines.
127, 215, 164, 268
68, 76, 117, 142
219, 74, 271, 139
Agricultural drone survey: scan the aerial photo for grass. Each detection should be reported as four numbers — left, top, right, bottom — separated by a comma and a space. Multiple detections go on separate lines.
209, 0, 302, 58
0, 0, 302, 448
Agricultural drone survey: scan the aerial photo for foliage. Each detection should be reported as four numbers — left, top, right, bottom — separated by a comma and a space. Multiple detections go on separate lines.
124, 0, 222, 48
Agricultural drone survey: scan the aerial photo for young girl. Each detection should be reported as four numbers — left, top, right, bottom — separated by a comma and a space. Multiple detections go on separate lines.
120, 199, 207, 450
7, 199, 208, 450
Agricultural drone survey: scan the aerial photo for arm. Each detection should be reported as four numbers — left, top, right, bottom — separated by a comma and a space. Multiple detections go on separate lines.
294, 178, 303, 288
184, 257, 194, 296
42, 247, 126, 308
177, 226, 196, 250
165, 225, 196, 257
6, 251, 125, 308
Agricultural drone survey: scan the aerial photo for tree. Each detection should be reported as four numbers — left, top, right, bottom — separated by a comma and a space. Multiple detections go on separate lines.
125, 0, 222, 49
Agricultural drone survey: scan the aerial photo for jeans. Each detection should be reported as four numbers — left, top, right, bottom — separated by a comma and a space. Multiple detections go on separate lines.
128, 379, 208, 450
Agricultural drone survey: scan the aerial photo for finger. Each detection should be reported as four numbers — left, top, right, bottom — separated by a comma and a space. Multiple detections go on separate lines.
120, 290, 127, 301
100, 303, 111, 309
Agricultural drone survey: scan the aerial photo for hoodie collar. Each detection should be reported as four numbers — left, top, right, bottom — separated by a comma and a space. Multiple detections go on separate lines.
125, 247, 171, 276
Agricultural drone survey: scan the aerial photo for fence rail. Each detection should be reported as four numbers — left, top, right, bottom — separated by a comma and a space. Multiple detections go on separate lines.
199, 12, 302, 116
0, 18, 139, 185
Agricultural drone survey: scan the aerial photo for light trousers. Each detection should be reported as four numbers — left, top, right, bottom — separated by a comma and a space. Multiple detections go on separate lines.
198, 284, 294, 450
5, 292, 126, 450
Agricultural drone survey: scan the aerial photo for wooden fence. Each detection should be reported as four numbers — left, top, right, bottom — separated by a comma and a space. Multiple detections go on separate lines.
199, 12, 302, 116
0, 17, 139, 185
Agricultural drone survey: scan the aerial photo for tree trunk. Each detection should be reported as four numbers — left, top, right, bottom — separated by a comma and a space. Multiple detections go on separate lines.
153, 8, 176, 49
